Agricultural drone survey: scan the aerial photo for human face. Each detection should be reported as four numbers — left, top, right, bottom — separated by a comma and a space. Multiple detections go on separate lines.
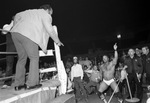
135, 49, 141, 56
79, 57, 82, 60
142, 47, 147, 55
128, 49, 135, 57
73, 57, 78, 64
85, 57, 88, 60
93, 65, 97, 70
103, 55, 109, 63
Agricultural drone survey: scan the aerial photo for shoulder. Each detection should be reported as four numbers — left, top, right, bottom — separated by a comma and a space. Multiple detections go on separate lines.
71, 65, 75, 69
124, 57, 130, 61
77, 64, 82, 67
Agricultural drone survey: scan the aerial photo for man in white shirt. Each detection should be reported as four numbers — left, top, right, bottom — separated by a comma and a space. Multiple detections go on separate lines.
71, 56, 88, 103
10, 4, 63, 90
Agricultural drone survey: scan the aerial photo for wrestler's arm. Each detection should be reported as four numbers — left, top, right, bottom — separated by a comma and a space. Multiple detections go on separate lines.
84, 70, 93, 73
42, 15, 63, 46
112, 43, 118, 65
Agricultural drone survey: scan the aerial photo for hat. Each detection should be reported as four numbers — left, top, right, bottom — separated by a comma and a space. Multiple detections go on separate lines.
73, 56, 78, 60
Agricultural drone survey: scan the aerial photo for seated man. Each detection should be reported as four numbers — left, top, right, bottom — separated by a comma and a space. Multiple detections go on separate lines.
85, 65, 102, 94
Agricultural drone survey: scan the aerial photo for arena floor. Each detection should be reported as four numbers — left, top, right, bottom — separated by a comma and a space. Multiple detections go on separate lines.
77, 90, 148, 103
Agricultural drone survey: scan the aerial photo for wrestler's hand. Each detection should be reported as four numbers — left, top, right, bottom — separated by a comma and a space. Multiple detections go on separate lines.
113, 43, 117, 50
123, 65, 128, 70
120, 78, 123, 82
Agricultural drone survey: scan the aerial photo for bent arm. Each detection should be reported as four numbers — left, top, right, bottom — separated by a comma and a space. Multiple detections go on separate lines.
85, 70, 93, 73
42, 16, 61, 44
112, 43, 118, 65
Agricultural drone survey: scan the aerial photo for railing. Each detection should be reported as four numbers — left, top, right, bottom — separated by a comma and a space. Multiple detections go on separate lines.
0, 26, 67, 95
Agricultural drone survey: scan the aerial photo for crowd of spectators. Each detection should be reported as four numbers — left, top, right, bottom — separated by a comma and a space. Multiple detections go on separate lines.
64, 45, 150, 103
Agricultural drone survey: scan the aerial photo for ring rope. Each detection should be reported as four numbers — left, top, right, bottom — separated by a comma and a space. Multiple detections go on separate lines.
0, 42, 6, 46
0, 52, 17, 54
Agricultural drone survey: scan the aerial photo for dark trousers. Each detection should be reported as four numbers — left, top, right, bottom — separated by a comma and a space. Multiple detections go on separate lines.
146, 73, 150, 85
128, 73, 143, 101
118, 79, 126, 94
4, 33, 16, 86
85, 81, 99, 94
73, 77, 87, 99
12, 32, 39, 87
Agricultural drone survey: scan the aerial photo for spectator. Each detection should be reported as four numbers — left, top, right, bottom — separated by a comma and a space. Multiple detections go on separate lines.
85, 65, 102, 95
70, 56, 88, 103
83, 57, 92, 70
142, 46, 150, 85
124, 49, 143, 102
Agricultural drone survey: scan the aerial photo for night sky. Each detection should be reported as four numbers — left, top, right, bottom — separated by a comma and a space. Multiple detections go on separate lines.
0, 0, 150, 55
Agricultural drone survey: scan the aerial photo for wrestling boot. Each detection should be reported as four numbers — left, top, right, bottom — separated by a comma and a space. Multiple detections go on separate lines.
118, 98, 123, 103
97, 92, 107, 103
115, 92, 123, 103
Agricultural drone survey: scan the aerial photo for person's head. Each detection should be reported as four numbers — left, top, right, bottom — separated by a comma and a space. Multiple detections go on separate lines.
122, 51, 126, 56
67, 57, 71, 62
135, 48, 141, 56
103, 55, 109, 63
85, 57, 89, 60
142, 46, 149, 55
118, 62, 123, 67
83, 65, 88, 70
128, 49, 135, 57
93, 65, 98, 71
66, 68, 70, 73
40, 4, 53, 15
73, 56, 78, 64
79, 57, 82, 60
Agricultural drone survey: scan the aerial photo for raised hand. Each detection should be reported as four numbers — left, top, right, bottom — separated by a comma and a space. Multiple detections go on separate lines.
113, 43, 117, 50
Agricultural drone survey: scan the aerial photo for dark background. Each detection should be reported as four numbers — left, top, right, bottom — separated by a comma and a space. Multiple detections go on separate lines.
0, 0, 150, 56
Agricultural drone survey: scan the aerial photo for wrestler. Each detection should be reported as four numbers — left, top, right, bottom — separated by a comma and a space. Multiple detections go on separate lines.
97, 43, 123, 103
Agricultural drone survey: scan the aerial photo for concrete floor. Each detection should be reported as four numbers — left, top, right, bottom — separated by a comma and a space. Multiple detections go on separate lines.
76, 91, 148, 103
